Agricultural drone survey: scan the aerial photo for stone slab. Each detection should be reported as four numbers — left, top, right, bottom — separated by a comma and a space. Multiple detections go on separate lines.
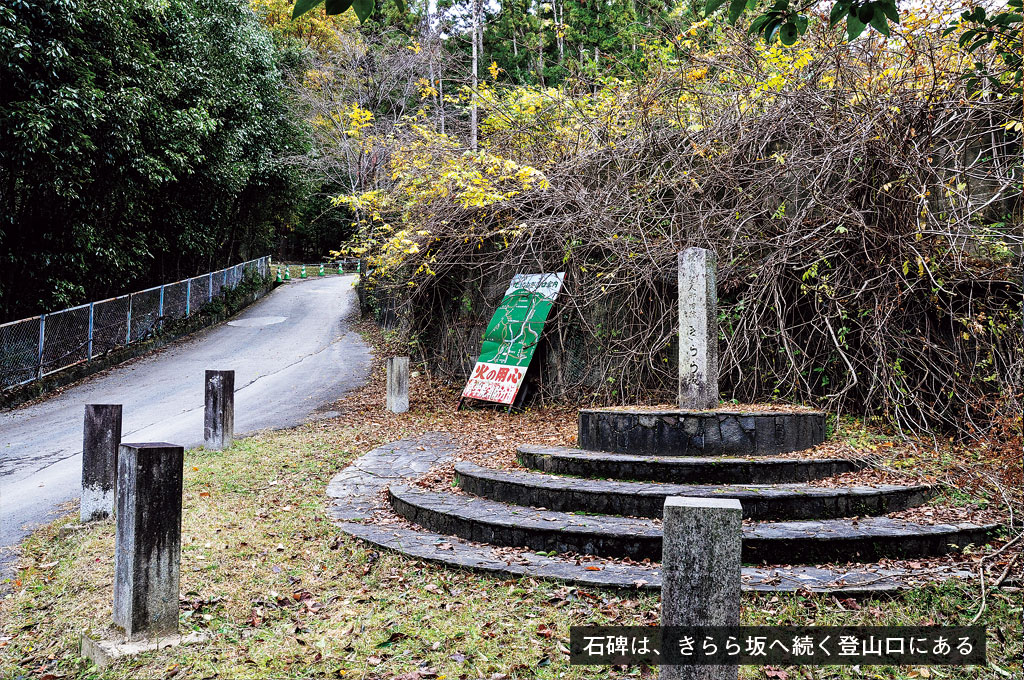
81, 631, 208, 669
326, 433, 457, 522
578, 408, 826, 456
517, 444, 866, 484
455, 461, 934, 520
389, 485, 997, 563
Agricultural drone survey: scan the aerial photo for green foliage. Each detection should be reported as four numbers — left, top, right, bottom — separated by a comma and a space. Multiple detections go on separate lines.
479, 0, 676, 86
944, 0, 1023, 96
0, 0, 309, 320
710, 0, 901, 44
291, 0, 402, 21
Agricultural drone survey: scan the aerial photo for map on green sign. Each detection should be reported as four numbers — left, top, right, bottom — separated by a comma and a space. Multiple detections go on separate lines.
462, 273, 565, 405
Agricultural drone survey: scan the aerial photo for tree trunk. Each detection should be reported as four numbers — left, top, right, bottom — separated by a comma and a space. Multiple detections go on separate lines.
471, 0, 480, 151
555, 0, 564, 65
536, 0, 545, 88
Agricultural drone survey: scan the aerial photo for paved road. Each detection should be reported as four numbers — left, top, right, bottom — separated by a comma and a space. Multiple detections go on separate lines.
0, 275, 371, 579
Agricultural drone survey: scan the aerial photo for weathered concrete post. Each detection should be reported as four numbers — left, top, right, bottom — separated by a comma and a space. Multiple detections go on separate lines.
386, 356, 410, 413
204, 370, 234, 450
81, 404, 123, 522
661, 496, 741, 680
678, 248, 719, 409
113, 443, 184, 639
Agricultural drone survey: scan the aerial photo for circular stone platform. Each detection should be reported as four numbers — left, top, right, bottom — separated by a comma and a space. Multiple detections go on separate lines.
578, 408, 827, 456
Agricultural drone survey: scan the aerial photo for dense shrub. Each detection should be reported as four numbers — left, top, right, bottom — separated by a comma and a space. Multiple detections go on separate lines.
0, 0, 310, 320
337, 15, 1022, 434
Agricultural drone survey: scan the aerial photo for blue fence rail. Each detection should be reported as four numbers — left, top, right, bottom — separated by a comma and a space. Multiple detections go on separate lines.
0, 256, 271, 390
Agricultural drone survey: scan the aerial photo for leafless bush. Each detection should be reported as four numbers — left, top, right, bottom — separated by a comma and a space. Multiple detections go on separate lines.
342, 26, 1023, 435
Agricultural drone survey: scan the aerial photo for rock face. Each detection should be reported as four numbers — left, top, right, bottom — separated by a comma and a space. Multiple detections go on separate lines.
577, 408, 826, 456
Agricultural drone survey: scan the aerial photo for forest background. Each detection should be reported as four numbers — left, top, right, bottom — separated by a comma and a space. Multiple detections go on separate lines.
1, 0, 1020, 437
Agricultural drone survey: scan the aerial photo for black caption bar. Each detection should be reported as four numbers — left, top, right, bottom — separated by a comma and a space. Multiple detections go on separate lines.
569, 626, 987, 666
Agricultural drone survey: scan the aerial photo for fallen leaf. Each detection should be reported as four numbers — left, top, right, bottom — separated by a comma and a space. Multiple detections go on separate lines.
377, 631, 410, 647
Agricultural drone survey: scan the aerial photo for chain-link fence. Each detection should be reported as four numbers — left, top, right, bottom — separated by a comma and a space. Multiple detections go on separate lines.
274, 259, 361, 281
0, 256, 271, 389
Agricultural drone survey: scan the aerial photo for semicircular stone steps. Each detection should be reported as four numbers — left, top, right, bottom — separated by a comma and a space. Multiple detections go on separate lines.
517, 444, 866, 484
330, 434, 994, 593
389, 484, 996, 565
454, 461, 935, 521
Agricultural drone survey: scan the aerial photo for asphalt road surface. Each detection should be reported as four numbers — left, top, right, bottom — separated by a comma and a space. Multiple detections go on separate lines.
0, 275, 371, 580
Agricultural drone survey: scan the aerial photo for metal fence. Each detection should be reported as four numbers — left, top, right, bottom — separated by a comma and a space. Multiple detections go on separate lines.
0, 256, 270, 389
274, 259, 361, 280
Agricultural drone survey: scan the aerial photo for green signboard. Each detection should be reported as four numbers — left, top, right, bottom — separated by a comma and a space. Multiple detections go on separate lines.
461, 273, 565, 405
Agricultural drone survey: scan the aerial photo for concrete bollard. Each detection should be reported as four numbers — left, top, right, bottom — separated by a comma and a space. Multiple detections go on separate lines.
661, 496, 742, 680
386, 356, 410, 413
204, 370, 235, 450
678, 248, 719, 410
81, 404, 123, 522
113, 443, 184, 639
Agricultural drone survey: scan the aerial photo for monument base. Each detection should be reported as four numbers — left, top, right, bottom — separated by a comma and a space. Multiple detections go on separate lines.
578, 407, 827, 456
81, 630, 208, 668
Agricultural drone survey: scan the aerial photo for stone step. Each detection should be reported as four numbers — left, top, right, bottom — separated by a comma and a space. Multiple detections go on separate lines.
578, 408, 826, 456
389, 485, 996, 564
455, 462, 934, 521
518, 444, 866, 484
337, 521, 980, 594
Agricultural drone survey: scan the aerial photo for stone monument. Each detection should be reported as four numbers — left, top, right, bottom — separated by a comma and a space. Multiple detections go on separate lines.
678, 247, 718, 409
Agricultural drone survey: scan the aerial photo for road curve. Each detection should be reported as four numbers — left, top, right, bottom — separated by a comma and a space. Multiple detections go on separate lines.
0, 275, 372, 579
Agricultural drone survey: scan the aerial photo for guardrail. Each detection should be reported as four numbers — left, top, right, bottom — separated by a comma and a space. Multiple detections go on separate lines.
0, 256, 271, 389
274, 259, 361, 280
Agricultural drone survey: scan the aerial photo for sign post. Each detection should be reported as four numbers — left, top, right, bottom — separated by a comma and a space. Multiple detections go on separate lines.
461, 272, 565, 407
